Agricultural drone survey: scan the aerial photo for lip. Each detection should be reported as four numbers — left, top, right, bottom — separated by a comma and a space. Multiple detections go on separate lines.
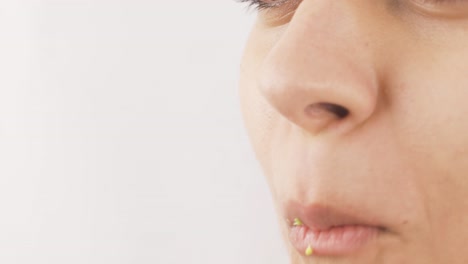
285, 201, 384, 256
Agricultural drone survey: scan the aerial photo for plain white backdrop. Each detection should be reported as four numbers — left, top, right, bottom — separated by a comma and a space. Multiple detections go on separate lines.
0, 1, 288, 263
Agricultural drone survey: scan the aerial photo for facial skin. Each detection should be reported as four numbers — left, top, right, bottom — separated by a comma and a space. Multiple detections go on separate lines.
239, 0, 468, 263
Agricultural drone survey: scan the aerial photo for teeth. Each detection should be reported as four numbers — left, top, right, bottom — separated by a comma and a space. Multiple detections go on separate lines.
293, 218, 303, 226
305, 245, 313, 256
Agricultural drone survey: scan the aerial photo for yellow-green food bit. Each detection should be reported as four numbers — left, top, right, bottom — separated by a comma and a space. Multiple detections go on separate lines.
293, 218, 303, 226
305, 245, 313, 256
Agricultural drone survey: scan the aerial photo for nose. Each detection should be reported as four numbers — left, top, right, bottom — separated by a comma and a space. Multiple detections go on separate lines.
258, 1, 379, 136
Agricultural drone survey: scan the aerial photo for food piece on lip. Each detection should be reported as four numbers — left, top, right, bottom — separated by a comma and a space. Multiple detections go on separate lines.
293, 218, 303, 226
289, 224, 380, 256
305, 245, 313, 256
285, 202, 384, 256
286, 202, 383, 231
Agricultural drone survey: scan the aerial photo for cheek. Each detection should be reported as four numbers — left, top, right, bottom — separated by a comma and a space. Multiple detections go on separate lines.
389, 50, 468, 249
390, 52, 468, 175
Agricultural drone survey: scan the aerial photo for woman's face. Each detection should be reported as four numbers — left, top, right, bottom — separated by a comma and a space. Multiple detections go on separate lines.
239, 1, 468, 263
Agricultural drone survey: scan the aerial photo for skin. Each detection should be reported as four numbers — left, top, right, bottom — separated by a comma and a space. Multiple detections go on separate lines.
238, 0, 468, 263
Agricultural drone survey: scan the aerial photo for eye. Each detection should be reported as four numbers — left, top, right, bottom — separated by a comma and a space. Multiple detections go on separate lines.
411, 0, 468, 7
238, 0, 300, 25
238, 0, 288, 11
407, 0, 468, 18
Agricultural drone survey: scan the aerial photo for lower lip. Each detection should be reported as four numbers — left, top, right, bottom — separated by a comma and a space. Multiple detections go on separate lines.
289, 225, 379, 256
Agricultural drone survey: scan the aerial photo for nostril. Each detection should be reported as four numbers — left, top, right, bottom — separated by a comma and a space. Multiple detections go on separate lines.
319, 103, 349, 118
305, 102, 350, 119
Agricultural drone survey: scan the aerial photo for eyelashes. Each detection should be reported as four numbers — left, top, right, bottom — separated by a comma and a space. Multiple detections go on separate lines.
238, 0, 467, 11
238, 0, 289, 10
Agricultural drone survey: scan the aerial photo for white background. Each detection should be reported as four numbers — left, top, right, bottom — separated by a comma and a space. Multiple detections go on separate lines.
0, 1, 288, 263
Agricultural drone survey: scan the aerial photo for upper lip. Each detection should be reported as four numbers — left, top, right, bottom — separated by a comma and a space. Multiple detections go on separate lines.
284, 200, 384, 231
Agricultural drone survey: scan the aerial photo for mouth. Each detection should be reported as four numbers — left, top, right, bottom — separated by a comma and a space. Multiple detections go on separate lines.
285, 201, 386, 257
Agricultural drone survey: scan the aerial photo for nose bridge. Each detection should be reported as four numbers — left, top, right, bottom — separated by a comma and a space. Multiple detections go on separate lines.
258, 0, 379, 136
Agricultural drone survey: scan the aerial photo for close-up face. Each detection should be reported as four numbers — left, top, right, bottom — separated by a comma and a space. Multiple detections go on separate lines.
238, 0, 468, 263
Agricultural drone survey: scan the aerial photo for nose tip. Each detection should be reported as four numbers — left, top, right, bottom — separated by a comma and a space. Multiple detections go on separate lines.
256, 44, 378, 137
258, 71, 377, 136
